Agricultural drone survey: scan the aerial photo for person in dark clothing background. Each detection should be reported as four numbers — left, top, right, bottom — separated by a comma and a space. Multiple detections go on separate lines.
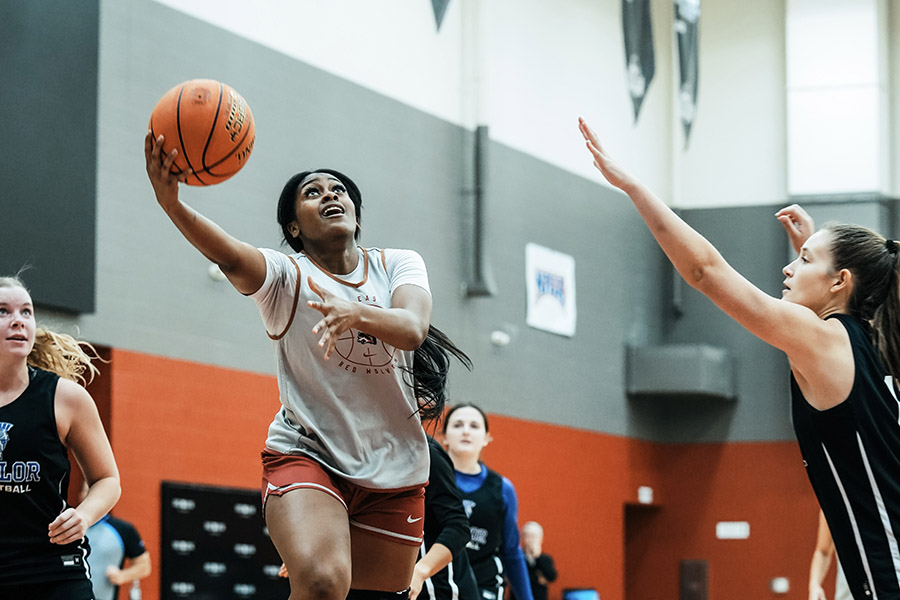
519, 521, 557, 600
410, 437, 479, 600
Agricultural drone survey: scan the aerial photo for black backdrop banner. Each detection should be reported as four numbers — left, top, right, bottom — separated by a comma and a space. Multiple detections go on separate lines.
161, 481, 289, 600
431, 0, 451, 31
622, 0, 655, 123
674, 0, 700, 146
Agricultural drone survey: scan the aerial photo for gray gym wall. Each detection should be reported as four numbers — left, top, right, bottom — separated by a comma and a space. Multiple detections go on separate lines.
17, 0, 892, 444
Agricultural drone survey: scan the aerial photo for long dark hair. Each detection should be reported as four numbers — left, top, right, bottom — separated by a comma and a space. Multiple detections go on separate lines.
406, 326, 472, 422
827, 223, 900, 379
277, 168, 363, 252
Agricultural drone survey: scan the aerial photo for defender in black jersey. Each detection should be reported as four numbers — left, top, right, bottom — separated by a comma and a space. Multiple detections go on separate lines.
412, 437, 479, 600
580, 118, 900, 599
0, 276, 120, 599
793, 314, 900, 598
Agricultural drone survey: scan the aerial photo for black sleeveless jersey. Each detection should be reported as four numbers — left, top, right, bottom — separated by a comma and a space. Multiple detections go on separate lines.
420, 438, 480, 600
792, 314, 900, 599
0, 367, 90, 584
461, 468, 505, 598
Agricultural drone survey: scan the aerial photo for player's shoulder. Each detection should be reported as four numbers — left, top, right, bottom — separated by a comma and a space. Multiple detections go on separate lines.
54, 377, 93, 407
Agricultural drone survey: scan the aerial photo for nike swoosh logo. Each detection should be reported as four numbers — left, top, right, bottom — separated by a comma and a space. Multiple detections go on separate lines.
407, 516, 423, 523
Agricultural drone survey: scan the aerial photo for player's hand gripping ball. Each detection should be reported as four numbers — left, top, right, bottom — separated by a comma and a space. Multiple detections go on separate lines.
148, 79, 255, 185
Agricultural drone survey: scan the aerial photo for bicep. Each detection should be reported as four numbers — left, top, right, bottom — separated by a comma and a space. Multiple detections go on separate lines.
56, 382, 118, 482
222, 242, 268, 295
130, 552, 152, 576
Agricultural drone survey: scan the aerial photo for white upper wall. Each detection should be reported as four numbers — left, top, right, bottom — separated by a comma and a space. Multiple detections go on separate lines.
151, 1, 465, 123
675, 0, 788, 208
151, 0, 674, 198
152, 0, 864, 209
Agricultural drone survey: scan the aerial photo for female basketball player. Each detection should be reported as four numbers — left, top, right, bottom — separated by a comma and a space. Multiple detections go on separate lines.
442, 404, 533, 600
579, 117, 900, 599
0, 275, 120, 600
144, 132, 469, 600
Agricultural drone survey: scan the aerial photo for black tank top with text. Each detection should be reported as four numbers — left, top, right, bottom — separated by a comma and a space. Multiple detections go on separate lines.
792, 314, 900, 599
461, 468, 505, 599
0, 367, 90, 584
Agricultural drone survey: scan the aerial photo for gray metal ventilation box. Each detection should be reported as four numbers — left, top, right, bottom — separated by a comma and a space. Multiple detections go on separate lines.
626, 344, 736, 401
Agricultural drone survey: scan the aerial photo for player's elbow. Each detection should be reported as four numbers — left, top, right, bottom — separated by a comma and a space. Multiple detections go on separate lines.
396, 318, 429, 351
683, 254, 723, 293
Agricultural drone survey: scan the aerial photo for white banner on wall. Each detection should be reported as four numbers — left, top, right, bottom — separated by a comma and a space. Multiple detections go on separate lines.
525, 243, 577, 337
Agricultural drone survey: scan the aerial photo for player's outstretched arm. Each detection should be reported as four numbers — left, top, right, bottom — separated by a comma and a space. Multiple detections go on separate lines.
576, 117, 826, 360
144, 131, 266, 295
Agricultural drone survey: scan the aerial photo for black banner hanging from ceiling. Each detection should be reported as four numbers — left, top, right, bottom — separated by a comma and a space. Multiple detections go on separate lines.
431, 0, 451, 31
622, 0, 655, 123
674, 0, 700, 147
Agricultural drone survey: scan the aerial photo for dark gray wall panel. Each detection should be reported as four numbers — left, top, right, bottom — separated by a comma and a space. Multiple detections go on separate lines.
653, 205, 792, 441
1, 0, 99, 313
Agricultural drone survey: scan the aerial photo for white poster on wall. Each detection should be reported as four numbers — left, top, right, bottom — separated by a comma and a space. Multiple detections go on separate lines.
525, 243, 576, 337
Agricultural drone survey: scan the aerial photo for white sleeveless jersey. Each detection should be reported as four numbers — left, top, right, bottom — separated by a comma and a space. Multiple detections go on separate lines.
251, 246, 430, 490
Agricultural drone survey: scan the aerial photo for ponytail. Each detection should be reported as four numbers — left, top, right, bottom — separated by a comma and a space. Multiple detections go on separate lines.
28, 327, 101, 385
402, 325, 472, 422
872, 239, 900, 380
828, 227, 900, 380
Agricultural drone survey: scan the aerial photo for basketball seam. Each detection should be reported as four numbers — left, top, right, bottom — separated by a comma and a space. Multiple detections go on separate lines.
200, 81, 224, 172
203, 93, 254, 176
175, 85, 209, 185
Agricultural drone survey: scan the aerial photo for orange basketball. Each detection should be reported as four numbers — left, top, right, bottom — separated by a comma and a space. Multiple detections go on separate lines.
148, 79, 255, 186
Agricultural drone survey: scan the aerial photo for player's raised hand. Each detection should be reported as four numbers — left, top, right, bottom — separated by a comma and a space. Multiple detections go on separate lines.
578, 117, 637, 192
775, 204, 815, 255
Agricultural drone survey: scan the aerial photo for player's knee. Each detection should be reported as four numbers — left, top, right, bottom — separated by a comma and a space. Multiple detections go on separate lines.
289, 561, 351, 600
346, 588, 410, 600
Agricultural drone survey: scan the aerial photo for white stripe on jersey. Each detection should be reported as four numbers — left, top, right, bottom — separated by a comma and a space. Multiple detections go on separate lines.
419, 541, 460, 600
885, 376, 900, 426
447, 561, 459, 600
421, 542, 437, 600
78, 541, 90, 580
856, 433, 900, 588
493, 555, 505, 600
823, 444, 879, 598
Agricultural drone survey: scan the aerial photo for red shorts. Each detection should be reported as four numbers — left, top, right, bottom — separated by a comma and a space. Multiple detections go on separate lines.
261, 449, 425, 546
